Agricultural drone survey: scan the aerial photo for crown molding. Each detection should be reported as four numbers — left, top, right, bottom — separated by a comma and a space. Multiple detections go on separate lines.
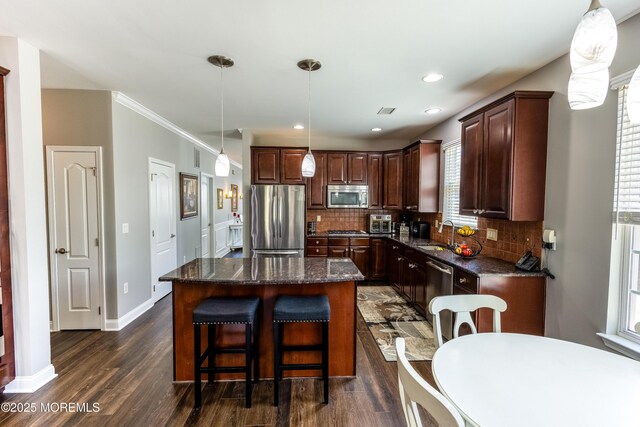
610, 69, 636, 90
111, 92, 242, 169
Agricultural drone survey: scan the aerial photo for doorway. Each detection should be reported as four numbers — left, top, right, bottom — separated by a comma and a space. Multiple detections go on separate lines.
200, 173, 214, 258
46, 146, 105, 330
149, 158, 177, 302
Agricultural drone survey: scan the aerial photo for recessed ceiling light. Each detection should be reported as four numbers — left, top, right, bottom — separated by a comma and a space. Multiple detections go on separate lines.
293, 124, 304, 130
422, 73, 444, 83
425, 108, 442, 115
371, 127, 383, 132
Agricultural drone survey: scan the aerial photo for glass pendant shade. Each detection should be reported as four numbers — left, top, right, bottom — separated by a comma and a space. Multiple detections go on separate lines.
568, 68, 609, 110
628, 65, 640, 125
215, 152, 230, 177
301, 151, 316, 177
570, 5, 618, 74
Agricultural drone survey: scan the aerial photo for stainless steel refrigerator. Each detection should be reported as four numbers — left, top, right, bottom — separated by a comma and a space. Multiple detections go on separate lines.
251, 185, 306, 257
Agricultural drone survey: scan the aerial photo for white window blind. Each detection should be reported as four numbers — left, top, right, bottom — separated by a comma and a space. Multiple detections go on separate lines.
442, 140, 477, 228
614, 85, 640, 224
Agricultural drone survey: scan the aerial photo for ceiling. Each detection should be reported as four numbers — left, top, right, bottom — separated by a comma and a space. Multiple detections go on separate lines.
1, 0, 639, 164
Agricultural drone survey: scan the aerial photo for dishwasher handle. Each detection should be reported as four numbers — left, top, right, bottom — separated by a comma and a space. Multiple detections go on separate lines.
426, 260, 453, 275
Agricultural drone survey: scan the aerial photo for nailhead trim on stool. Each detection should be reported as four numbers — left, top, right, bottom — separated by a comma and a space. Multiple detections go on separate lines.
193, 297, 260, 409
273, 295, 330, 406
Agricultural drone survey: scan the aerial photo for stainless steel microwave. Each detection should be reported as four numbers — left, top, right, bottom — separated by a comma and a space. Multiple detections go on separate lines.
327, 185, 369, 208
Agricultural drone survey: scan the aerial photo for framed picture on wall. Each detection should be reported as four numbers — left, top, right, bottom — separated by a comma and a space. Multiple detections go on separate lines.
180, 173, 198, 219
217, 188, 224, 209
231, 184, 238, 212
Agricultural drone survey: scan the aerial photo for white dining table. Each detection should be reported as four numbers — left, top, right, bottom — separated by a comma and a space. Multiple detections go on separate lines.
432, 333, 640, 427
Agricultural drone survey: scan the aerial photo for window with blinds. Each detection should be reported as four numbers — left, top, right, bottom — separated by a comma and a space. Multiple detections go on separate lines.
613, 85, 640, 224
442, 140, 477, 228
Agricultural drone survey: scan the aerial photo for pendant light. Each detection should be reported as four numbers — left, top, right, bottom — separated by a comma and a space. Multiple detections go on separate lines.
208, 55, 234, 177
628, 65, 640, 125
570, 0, 618, 74
298, 59, 321, 178
568, 68, 609, 110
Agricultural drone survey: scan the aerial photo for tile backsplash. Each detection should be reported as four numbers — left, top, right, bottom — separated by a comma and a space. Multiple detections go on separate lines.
306, 209, 400, 233
417, 212, 543, 263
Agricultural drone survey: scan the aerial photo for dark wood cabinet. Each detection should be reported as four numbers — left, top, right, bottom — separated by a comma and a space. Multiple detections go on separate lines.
369, 238, 386, 279
280, 148, 307, 184
399, 257, 412, 300
0, 67, 15, 391
251, 148, 280, 184
459, 91, 553, 221
387, 241, 402, 291
306, 152, 327, 209
350, 245, 370, 278
367, 153, 383, 209
347, 153, 368, 184
412, 263, 428, 314
328, 246, 349, 257
327, 153, 348, 184
403, 140, 441, 212
383, 151, 403, 210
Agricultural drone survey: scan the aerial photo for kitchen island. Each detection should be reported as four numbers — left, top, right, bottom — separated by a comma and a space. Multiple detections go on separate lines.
160, 257, 364, 382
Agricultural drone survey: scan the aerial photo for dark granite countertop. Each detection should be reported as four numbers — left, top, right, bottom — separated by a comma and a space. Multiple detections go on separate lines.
159, 257, 365, 285
386, 235, 545, 277
308, 232, 389, 238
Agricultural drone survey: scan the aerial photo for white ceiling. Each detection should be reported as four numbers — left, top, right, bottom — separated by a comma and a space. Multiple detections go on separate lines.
1, 0, 639, 163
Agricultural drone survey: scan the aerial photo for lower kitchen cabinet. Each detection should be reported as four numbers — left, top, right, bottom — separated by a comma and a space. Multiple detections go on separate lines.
369, 238, 386, 279
386, 241, 402, 291
412, 263, 428, 314
350, 245, 370, 279
309, 237, 370, 278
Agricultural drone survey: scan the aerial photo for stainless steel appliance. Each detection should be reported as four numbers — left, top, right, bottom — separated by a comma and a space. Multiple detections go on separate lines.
411, 221, 431, 239
327, 185, 368, 208
369, 214, 392, 234
425, 258, 453, 340
251, 185, 306, 257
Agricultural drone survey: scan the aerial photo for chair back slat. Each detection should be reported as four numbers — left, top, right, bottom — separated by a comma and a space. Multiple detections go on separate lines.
395, 338, 465, 427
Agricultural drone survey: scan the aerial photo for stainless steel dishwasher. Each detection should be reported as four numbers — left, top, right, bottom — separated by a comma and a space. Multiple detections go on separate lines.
425, 258, 454, 341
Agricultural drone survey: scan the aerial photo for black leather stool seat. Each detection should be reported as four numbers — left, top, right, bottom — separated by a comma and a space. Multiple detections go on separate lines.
193, 297, 260, 324
273, 295, 330, 323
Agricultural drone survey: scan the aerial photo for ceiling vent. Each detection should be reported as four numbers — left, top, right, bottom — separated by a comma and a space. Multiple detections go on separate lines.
377, 107, 396, 115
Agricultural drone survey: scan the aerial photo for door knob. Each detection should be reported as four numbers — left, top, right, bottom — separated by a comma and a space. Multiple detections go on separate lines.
171, 234, 176, 238
55, 248, 67, 254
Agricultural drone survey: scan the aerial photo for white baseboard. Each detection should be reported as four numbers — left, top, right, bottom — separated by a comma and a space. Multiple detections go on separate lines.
215, 247, 231, 258
104, 298, 154, 331
3, 364, 57, 394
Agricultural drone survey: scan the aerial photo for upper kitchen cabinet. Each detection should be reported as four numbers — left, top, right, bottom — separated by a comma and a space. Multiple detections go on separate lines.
459, 91, 553, 221
306, 152, 327, 209
367, 153, 383, 209
403, 140, 441, 212
326, 152, 368, 184
383, 151, 403, 210
280, 148, 307, 184
252, 148, 280, 184
251, 147, 308, 185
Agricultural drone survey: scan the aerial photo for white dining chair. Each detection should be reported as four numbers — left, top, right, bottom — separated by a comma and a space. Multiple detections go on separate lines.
395, 337, 465, 427
429, 294, 507, 349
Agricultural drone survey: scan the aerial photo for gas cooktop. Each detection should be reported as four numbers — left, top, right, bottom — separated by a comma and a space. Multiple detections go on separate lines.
327, 230, 367, 235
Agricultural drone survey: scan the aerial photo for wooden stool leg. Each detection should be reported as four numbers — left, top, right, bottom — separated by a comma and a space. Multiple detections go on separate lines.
273, 322, 280, 406
253, 318, 260, 384
322, 322, 329, 404
207, 324, 215, 385
194, 324, 202, 409
245, 323, 252, 408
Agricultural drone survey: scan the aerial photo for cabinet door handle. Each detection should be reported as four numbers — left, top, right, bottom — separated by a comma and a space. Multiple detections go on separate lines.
459, 277, 468, 284
316, 240, 320, 244
392, 246, 399, 249
316, 249, 320, 253
473, 209, 478, 214
397, 257, 403, 261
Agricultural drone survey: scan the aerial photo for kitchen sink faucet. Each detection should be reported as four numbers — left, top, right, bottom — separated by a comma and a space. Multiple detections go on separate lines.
438, 220, 456, 246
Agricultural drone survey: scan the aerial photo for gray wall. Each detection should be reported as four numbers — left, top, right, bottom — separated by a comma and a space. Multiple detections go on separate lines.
41, 89, 118, 319
111, 100, 226, 317
415, 13, 640, 349
213, 164, 243, 226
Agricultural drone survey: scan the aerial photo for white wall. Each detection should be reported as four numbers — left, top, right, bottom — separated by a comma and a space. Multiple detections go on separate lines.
415, 13, 640, 350
0, 37, 55, 392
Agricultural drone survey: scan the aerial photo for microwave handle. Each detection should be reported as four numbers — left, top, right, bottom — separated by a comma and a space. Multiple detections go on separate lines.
361, 191, 368, 207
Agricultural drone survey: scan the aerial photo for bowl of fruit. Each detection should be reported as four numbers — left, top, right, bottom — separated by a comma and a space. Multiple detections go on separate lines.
450, 235, 482, 258
456, 225, 476, 237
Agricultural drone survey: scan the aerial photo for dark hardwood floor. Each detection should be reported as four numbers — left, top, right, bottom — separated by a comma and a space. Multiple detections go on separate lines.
223, 250, 244, 258
0, 290, 436, 427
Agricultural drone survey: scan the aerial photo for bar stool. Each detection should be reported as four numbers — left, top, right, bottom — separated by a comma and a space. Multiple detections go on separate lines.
272, 294, 330, 406
192, 297, 260, 409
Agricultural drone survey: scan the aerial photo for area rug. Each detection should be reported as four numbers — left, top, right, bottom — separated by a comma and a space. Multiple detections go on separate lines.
357, 286, 436, 361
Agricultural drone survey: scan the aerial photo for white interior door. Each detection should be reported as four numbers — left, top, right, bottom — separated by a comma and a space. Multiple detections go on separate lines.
149, 159, 177, 302
48, 149, 102, 330
201, 175, 212, 258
